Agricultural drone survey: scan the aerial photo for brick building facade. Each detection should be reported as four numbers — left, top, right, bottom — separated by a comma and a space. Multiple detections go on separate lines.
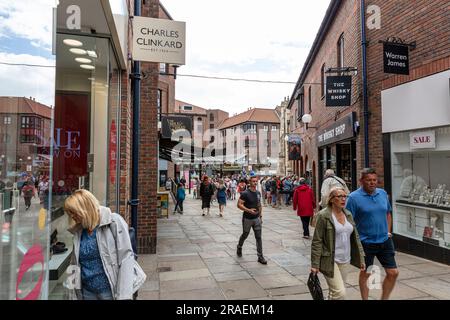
288, 0, 450, 263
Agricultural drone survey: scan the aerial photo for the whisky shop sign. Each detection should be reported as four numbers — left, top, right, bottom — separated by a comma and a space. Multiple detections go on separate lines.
317, 112, 357, 147
326, 75, 352, 107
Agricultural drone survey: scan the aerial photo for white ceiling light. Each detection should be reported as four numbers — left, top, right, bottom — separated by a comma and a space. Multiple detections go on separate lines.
75, 57, 92, 64
86, 50, 98, 58
70, 48, 87, 55
88, 77, 95, 81
80, 64, 95, 70
63, 39, 83, 47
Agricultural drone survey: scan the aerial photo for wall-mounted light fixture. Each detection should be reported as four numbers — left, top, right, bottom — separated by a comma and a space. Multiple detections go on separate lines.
301, 114, 318, 129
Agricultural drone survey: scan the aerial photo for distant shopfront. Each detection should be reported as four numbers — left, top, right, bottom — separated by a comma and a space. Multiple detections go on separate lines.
317, 112, 358, 192
382, 69, 450, 264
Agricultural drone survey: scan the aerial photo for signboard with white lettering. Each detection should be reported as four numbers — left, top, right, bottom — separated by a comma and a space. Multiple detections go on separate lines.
132, 16, 186, 64
326, 76, 352, 107
317, 112, 356, 147
384, 43, 409, 75
410, 131, 436, 149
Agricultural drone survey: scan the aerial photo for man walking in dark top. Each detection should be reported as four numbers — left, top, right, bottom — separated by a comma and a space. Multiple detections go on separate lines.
237, 176, 267, 264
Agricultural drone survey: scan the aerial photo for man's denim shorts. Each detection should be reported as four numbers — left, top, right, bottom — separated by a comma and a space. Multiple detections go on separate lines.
362, 238, 397, 269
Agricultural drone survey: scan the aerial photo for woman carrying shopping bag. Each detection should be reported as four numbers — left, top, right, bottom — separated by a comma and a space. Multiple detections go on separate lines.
310, 187, 365, 300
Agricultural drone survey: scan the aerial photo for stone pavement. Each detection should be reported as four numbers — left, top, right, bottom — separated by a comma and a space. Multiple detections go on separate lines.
137, 195, 450, 300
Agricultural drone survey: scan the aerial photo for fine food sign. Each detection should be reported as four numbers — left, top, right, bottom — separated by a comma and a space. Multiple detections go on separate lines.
384, 43, 409, 75
326, 76, 352, 107
133, 16, 186, 65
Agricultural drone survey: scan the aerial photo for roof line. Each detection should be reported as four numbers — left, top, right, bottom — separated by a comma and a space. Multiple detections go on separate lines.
288, 0, 342, 109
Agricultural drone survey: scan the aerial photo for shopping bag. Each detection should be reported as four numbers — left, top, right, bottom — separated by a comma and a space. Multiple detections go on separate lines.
307, 272, 324, 300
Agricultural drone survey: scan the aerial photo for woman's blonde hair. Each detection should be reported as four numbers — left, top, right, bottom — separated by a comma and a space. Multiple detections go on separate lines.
326, 187, 347, 207
64, 189, 100, 231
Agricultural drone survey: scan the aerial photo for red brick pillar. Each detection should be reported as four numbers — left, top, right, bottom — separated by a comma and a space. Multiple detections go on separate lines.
137, 0, 159, 254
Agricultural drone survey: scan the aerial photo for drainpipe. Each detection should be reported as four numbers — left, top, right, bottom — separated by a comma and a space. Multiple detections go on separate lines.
361, 0, 370, 168
130, 0, 141, 243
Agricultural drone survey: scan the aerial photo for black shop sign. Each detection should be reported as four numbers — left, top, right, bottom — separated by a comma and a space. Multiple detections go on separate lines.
384, 43, 410, 75
161, 116, 192, 139
326, 76, 352, 107
317, 112, 356, 147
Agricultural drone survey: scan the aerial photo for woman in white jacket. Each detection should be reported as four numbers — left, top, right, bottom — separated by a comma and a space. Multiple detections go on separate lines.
65, 189, 136, 300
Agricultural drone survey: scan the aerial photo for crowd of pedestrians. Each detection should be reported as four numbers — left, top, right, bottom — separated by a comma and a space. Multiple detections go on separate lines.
167, 168, 399, 300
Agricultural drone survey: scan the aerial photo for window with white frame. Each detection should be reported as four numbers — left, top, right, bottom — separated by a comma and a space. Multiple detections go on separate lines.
4, 116, 11, 125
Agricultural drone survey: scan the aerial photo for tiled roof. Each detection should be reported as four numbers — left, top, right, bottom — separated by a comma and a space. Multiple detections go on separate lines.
0, 97, 52, 118
218, 108, 280, 130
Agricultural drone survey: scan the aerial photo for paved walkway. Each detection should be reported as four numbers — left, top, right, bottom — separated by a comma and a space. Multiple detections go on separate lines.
138, 195, 450, 300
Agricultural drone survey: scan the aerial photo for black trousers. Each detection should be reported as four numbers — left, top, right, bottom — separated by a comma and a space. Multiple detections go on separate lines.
300, 216, 311, 237
174, 200, 184, 212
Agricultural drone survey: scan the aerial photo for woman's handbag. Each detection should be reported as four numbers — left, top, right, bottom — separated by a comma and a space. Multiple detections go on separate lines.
307, 272, 324, 300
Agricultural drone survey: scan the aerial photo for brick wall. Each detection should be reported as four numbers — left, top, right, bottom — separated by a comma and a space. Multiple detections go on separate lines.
288, 0, 450, 199
137, 0, 160, 254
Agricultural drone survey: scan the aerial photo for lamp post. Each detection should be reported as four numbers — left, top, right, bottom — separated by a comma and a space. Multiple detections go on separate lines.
301, 114, 318, 129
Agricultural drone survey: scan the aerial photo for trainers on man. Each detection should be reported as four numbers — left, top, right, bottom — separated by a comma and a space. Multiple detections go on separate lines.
236, 247, 242, 257
258, 257, 267, 265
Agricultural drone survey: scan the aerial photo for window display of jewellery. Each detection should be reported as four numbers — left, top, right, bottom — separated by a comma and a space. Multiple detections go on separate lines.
402, 184, 450, 209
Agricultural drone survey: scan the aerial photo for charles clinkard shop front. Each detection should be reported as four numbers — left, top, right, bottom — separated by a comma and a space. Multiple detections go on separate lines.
0, 0, 128, 299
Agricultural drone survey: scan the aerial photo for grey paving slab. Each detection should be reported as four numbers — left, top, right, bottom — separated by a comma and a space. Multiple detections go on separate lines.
137, 291, 159, 300
401, 276, 450, 300
219, 279, 269, 300
213, 271, 253, 282
160, 276, 218, 293
159, 268, 211, 282
207, 264, 245, 274
247, 266, 292, 277
267, 285, 309, 296
157, 259, 207, 272
368, 282, 431, 300
160, 288, 225, 300
402, 263, 450, 276
254, 273, 302, 289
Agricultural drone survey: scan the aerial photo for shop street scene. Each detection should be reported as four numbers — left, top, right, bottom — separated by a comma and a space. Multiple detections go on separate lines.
135, 196, 450, 300
1, 0, 450, 302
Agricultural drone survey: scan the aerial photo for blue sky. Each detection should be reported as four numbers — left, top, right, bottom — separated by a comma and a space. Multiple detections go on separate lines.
0, 0, 55, 106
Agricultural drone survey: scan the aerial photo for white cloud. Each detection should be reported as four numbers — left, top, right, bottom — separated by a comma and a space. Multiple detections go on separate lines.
162, 0, 331, 114
0, 0, 54, 50
0, 52, 55, 106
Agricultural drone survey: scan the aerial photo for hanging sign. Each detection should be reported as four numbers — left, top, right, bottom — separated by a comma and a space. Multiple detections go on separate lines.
326, 76, 352, 107
383, 43, 410, 75
133, 16, 186, 65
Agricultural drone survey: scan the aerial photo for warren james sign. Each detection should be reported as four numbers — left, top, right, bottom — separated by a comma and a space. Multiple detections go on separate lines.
133, 16, 186, 65
326, 76, 352, 107
384, 43, 409, 75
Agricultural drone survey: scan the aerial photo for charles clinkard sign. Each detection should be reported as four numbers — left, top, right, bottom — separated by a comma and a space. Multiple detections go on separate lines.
383, 43, 409, 75
133, 16, 186, 65
326, 76, 352, 107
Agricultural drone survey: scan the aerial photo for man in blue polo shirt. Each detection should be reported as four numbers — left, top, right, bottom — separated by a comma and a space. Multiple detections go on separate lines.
346, 168, 399, 300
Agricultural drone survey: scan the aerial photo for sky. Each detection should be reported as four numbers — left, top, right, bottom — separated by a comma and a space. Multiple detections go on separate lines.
161, 0, 331, 115
0, 0, 56, 107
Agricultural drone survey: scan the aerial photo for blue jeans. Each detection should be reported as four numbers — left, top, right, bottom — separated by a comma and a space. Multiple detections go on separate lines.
82, 288, 114, 300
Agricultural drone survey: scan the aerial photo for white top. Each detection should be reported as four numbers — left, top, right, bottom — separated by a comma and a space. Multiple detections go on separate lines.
332, 213, 354, 264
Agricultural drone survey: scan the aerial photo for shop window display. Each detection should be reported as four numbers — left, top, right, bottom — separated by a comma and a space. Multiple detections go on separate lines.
391, 128, 450, 249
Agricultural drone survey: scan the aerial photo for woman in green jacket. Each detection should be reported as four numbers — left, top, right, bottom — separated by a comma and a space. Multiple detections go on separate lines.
310, 187, 365, 300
